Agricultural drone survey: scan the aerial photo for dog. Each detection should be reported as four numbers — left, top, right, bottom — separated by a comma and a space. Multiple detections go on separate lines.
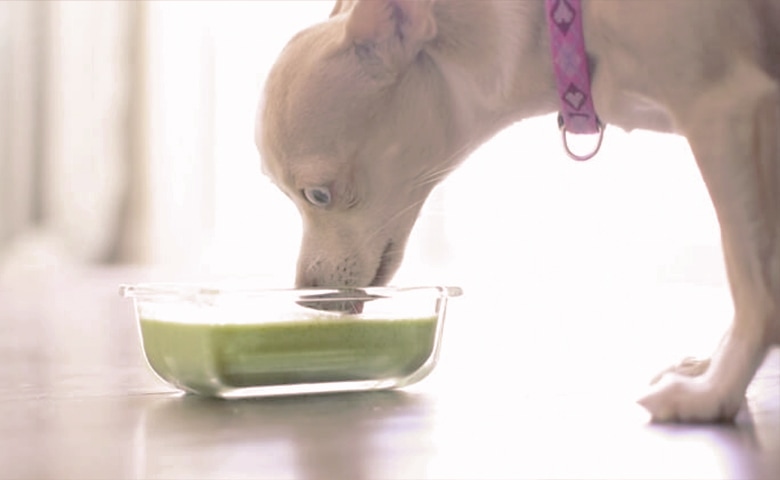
256, 0, 780, 422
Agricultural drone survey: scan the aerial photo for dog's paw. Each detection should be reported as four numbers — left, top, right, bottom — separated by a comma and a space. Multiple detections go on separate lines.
637, 373, 743, 423
650, 357, 711, 385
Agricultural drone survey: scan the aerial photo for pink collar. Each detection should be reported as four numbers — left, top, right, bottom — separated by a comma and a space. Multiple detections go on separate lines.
546, 0, 605, 160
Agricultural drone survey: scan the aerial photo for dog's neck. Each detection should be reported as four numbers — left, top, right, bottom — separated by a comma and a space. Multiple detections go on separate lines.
425, 0, 560, 157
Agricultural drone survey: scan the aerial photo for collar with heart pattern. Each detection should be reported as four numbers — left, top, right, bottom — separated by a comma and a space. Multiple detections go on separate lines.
546, 0, 605, 160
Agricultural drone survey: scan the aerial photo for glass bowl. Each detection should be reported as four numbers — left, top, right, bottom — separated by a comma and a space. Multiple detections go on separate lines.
120, 284, 462, 398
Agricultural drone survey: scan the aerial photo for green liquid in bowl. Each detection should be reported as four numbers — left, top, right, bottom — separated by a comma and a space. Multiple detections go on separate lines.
139, 316, 438, 396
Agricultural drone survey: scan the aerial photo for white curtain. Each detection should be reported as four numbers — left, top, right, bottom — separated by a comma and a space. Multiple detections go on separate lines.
0, 1, 143, 274
0, 1, 330, 282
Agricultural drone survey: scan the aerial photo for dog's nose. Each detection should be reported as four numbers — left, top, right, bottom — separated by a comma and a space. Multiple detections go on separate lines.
295, 268, 367, 313
295, 262, 356, 289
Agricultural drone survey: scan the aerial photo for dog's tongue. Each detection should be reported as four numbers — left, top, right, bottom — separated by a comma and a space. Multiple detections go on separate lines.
297, 289, 372, 314
350, 300, 364, 315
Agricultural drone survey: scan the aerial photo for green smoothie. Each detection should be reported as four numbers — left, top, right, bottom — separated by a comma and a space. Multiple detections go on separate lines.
139, 316, 438, 395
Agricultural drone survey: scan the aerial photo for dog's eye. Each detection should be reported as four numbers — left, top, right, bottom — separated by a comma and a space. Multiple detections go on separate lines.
303, 186, 332, 207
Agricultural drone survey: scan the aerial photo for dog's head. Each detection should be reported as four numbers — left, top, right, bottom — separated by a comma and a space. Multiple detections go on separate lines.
257, 0, 457, 288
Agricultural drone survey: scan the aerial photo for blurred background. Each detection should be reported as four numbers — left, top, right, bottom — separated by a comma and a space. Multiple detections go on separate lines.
0, 0, 727, 294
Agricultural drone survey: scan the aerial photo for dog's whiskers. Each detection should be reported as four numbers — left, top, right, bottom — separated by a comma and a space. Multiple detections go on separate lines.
360, 197, 429, 248
361, 149, 470, 250
413, 165, 458, 189
411, 146, 472, 189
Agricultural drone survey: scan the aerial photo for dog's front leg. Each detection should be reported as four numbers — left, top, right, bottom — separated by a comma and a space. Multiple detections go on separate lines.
638, 64, 780, 422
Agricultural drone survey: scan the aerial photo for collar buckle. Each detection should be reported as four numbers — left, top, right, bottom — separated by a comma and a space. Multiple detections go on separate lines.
557, 113, 605, 161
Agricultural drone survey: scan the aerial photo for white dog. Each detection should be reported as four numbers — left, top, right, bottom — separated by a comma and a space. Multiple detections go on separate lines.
256, 0, 780, 422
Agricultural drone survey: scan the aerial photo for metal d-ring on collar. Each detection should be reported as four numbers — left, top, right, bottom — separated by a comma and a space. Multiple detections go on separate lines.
557, 112, 605, 161
546, 0, 605, 161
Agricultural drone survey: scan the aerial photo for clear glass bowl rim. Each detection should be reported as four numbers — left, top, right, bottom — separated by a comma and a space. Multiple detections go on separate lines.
119, 283, 463, 302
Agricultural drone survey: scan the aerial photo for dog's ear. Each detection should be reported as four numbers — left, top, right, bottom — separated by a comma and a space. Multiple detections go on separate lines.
344, 0, 437, 73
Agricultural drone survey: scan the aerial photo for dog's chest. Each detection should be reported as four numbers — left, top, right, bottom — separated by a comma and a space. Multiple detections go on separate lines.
599, 90, 676, 133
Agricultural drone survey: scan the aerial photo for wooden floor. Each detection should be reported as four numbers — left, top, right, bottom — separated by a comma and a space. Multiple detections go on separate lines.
0, 267, 777, 480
